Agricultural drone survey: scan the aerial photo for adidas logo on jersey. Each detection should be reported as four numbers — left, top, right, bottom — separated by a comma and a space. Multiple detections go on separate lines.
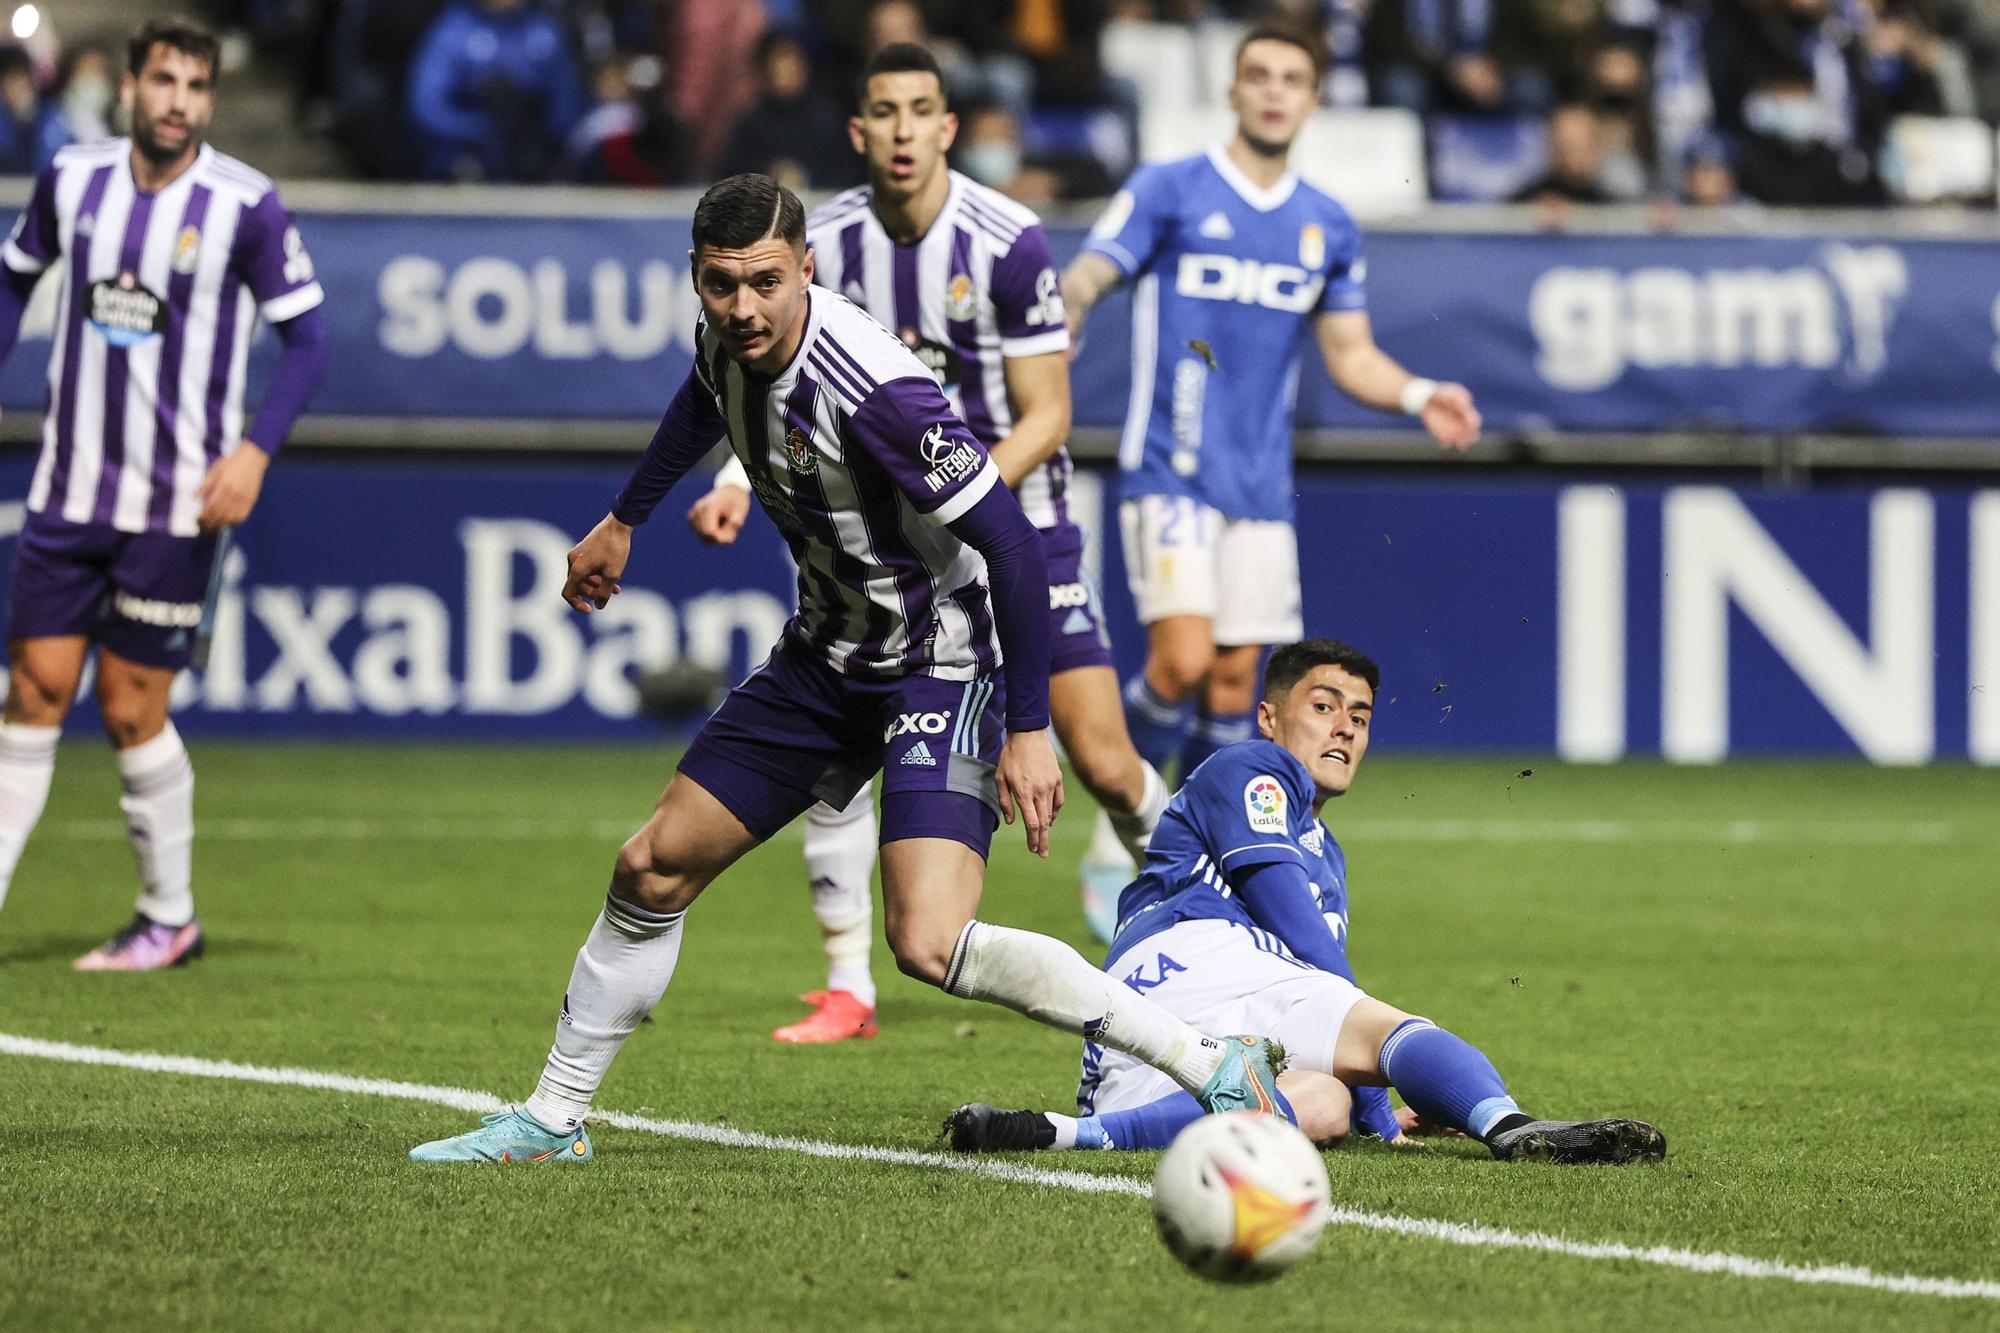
901, 741, 939, 768
1061, 608, 1095, 635
1198, 211, 1235, 240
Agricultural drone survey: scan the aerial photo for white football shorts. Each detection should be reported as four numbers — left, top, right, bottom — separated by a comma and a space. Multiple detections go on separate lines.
1077, 918, 1366, 1116
1118, 495, 1303, 646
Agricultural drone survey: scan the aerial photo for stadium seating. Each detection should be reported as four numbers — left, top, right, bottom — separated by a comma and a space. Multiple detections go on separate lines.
1880, 116, 1997, 204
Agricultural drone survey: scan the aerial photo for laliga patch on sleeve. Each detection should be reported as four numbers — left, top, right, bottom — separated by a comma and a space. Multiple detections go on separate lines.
1243, 775, 1287, 835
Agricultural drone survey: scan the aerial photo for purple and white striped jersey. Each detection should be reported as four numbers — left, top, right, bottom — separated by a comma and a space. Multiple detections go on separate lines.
4, 139, 325, 537
697, 287, 1006, 682
807, 172, 1072, 530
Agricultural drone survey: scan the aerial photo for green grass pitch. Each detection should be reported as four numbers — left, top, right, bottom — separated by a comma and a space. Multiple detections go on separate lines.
2, 744, 1997, 1331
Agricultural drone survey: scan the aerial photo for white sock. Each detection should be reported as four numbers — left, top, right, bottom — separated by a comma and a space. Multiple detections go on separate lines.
118, 723, 195, 928
1044, 1112, 1080, 1149
526, 893, 686, 1133
943, 921, 1223, 1094
0, 721, 60, 913
803, 788, 876, 1007
1105, 761, 1168, 864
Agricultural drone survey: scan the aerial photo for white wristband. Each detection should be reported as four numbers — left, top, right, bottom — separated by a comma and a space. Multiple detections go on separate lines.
713, 453, 751, 493
1399, 377, 1439, 417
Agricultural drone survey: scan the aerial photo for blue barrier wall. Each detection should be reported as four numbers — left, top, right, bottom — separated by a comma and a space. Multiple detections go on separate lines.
4, 459, 1994, 762
3, 208, 1998, 435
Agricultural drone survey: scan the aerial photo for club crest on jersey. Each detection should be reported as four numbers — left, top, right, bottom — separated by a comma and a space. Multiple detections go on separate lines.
783, 426, 817, 475
1244, 775, 1287, 835
88, 271, 166, 347
172, 226, 202, 275
946, 273, 977, 321
1299, 224, 1325, 271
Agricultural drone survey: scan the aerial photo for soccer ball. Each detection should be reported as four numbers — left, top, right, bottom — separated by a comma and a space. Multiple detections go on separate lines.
1152, 1112, 1330, 1283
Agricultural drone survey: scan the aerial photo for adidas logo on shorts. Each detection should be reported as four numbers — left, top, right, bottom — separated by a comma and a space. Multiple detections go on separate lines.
901, 741, 938, 768
1061, 608, 1094, 635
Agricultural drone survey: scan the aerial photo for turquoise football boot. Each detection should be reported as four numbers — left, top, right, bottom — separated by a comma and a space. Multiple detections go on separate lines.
1194, 1035, 1289, 1115
408, 1109, 594, 1163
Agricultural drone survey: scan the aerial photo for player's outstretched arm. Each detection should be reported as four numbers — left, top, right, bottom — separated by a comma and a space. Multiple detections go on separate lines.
1058, 251, 1123, 353
576, 371, 727, 608
948, 483, 1064, 855
1312, 310, 1481, 452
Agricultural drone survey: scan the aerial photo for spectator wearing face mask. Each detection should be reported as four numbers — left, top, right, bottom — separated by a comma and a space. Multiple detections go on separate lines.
1587, 37, 1657, 200
52, 43, 116, 151
1705, 0, 1886, 205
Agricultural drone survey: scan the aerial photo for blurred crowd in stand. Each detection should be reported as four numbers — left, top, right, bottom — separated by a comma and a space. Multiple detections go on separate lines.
5, 0, 2000, 208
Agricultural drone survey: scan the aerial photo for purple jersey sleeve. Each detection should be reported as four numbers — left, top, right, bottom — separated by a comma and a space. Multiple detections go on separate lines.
990, 224, 1069, 358
847, 376, 1051, 729
944, 483, 1052, 731
846, 376, 1002, 526
1083, 164, 1175, 279
3, 163, 61, 276
1317, 218, 1367, 315
611, 370, 728, 526
245, 305, 332, 454
232, 190, 326, 325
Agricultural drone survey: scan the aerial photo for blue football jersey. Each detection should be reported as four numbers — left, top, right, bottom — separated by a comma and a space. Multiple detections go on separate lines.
1107, 738, 1349, 970
1084, 147, 1366, 523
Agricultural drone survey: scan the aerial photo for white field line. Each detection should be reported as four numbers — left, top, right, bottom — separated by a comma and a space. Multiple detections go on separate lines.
3, 1032, 1997, 1303
31, 816, 1966, 846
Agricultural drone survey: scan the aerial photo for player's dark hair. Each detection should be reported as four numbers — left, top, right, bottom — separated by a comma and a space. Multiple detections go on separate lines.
127, 17, 222, 84
1235, 20, 1326, 81
1264, 638, 1380, 701
857, 42, 948, 111
691, 174, 807, 257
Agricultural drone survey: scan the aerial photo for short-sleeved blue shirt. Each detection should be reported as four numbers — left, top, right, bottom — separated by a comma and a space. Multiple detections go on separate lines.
1084, 147, 1365, 523
1108, 739, 1350, 969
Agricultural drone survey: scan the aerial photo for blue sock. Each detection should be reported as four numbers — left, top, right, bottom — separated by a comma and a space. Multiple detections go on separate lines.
1378, 1019, 1522, 1138
1178, 707, 1255, 777
1074, 1086, 1297, 1150
1123, 675, 1191, 774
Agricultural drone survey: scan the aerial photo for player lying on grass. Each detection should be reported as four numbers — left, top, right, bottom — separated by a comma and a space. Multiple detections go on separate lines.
946, 638, 1666, 1165
408, 174, 1285, 1164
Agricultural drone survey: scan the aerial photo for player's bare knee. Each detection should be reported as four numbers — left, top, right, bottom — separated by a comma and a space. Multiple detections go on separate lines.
1279, 1071, 1351, 1146
6, 668, 74, 724
885, 922, 953, 986
1067, 737, 1139, 809
97, 696, 166, 750
1335, 1000, 1425, 1083
1148, 646, 1212, 700
610, 837, 706, 915
1292, 1092, 1351, 1147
